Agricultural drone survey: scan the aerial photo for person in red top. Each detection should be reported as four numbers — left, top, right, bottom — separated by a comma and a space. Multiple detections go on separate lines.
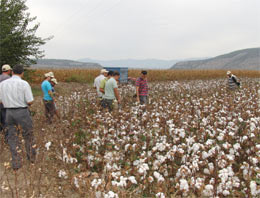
136, 70, 148, 104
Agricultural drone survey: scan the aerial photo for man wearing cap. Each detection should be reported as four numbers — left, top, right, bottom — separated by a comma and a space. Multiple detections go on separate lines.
41, 73, 55, 124
0, 64, 36, 170
227, 71, 240, 90
136, 71, 149, 104
94, 69, 108, 98
0, 64, 13, 132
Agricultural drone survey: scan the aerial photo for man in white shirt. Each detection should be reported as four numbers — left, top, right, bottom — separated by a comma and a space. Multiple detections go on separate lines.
0, 65, 36, 171
94, 69, 108, 98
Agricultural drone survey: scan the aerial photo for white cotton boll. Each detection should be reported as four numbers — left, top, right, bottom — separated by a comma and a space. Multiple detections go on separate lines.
45, 142, 51, 150
250, 122, 256, 131
202, 184, 214, 197
104, 191, 119, 198
217, 134, 224, 141
250, 133, 255, 138
153, 171, 165, 182
58, 170, 68, 179
233, 143, 241, 150
203, 168, 210, 175
74, 177, 79, 188
156, 192, 165, 198
128, 176, 137, 184
238, 117, 243, 122
222, 190, 230, 196
251, 158, 258, 165
202, 151, 208, 159
250, 181, 260, 196
179, 130, 185, 138
179, 179, 189, 192
208, 163, 214, 172
91, 179, 102, 189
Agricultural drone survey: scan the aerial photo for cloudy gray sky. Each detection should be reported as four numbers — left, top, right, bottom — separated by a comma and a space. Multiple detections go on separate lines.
26, 0, 260, 60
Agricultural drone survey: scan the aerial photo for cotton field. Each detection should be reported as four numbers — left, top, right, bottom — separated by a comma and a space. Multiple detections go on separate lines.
1, 78, 259, 198
43, 78, 259, 198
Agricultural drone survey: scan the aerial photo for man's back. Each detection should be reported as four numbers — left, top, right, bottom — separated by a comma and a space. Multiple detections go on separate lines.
94, 74, 105, 97
0, 76, 33, 108
104, 78, 117, 100
41, 80, 52, 100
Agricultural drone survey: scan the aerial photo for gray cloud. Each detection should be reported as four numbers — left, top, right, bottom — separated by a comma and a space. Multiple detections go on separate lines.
27, 0, 260, 60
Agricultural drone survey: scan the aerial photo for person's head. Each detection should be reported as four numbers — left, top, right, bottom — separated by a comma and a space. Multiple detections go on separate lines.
101, 69, 108, 76
107, 71, 114, 78
2, 64, 12, 75
48, 71, 55, 78
50, 78, 58, 86
44, 73, 51, 81
141, 70, 147, 78
113, 71, 120, 81
12, 64, 24, 76
227, 71, 232, 77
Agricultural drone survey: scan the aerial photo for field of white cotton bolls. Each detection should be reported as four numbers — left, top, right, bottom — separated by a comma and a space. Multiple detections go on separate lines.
0, 77, 259, 198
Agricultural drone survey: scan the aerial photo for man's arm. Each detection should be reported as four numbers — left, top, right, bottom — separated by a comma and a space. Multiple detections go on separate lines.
136, 86, 140, 102
100, 88, 105, 94
27, 101, 33, 106
114, 88, 120, 103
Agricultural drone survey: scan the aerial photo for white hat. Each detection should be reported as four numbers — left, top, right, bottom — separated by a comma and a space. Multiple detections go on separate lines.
51, 78, 58, 84
44, 73, 51, 78
2, 64, 12, 72
101, 69, 108, 74
227, 71, 231, 75
48, 71, 55, 78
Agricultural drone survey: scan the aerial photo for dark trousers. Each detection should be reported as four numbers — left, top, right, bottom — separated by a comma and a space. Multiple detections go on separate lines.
140, 95, 148, 105
6, 108, 36, 170
43, 100, 55, 124
101, 99, 113, 111
0, 103, 6, 131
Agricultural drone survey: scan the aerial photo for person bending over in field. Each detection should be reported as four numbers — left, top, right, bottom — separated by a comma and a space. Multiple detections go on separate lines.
102, 71, 121, 111
41, 73, 56, 124
226, 71, 240, 90
136, 71, 149, 104
50, 78, 60, 119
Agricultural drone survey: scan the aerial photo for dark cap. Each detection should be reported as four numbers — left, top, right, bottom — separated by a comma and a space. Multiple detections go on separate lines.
141, 70, 147, 75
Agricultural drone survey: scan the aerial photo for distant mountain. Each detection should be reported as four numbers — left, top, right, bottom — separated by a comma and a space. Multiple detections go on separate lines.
32, 59, 102, 69
78, 58, 190, 69
171, 48, 260, 70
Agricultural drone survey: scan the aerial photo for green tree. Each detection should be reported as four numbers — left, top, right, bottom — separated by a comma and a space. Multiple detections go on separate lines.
0, 0, 52, 67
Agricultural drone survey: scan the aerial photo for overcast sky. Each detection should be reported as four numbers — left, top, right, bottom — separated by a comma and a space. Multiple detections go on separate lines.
26, 0, 260, 60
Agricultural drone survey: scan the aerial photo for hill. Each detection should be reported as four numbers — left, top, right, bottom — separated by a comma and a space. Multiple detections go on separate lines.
32, 59, 102, 69
78, 58, 189, 69
171, 48, 260, 70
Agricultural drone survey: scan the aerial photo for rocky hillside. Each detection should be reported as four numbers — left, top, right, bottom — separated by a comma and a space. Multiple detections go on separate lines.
32, 59, 102, 69
171, 48, 260, 70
